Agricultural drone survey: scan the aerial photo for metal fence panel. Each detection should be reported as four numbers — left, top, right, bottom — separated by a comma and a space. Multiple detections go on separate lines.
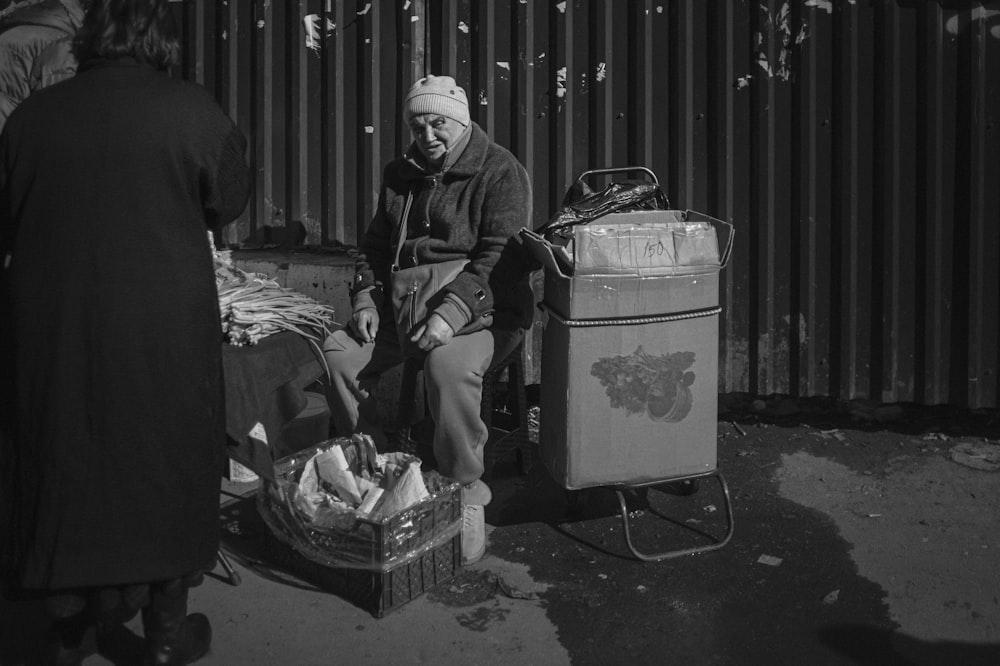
169, 0, 1000, 408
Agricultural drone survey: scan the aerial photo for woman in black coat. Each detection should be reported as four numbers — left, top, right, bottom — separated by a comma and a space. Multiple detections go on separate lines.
0, 1, 250, 663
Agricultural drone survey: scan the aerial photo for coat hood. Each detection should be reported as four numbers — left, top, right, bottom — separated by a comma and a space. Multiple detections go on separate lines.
0, 0, 84, 35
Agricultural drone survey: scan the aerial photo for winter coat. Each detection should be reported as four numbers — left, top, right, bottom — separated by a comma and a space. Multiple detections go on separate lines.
0, 57, 251, 591
0, 0, 83, 134
352, 122, 534, 332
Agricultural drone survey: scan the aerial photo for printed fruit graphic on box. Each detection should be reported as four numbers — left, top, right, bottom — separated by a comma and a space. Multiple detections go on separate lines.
591, 346, 696, 423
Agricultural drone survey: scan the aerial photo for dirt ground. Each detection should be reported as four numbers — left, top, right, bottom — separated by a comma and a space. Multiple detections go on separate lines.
1, 393, 999, 665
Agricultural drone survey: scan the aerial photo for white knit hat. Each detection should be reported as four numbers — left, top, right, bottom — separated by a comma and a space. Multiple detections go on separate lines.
404, 75, 470, 127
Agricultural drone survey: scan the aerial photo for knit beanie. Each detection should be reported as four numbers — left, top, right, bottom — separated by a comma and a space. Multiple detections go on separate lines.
404, 75, 470, 127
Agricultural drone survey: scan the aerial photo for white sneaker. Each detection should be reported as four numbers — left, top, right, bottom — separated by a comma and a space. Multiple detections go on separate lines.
461, 504, 486, 565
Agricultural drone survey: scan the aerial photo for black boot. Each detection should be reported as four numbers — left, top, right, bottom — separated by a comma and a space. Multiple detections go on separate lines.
141, 579, 211, 666
44, 593, 96, 666
47, 613, 96, 666
93, 585, 149, 664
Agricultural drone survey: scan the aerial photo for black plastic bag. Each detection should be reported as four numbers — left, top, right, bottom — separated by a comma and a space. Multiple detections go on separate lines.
540, 179, 670, 239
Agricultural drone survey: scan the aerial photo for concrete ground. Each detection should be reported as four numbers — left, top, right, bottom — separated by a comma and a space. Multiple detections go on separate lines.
2, 394, 999, 665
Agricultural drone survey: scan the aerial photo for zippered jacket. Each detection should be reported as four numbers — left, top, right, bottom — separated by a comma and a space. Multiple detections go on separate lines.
352, 121, 535, 332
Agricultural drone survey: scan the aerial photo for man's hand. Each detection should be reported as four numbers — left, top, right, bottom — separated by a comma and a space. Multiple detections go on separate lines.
411, 313, 455, 352
350, 307, 379, 343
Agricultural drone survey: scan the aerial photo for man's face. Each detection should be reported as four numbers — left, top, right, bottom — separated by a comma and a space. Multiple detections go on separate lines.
408, 114, 465, 164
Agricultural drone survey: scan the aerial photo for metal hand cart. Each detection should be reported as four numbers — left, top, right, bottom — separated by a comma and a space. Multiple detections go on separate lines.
529, 166, 736, 562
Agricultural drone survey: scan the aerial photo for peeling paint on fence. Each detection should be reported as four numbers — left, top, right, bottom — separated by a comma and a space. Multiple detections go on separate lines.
804, 0, 833, 14
750, 1, 812, 82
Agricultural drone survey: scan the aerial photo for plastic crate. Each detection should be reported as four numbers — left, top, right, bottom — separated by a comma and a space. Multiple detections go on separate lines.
262, 529, 461, 617
257, 439, 462, 570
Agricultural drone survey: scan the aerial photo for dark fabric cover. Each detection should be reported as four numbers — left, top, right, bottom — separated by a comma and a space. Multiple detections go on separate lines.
0, 57, 250, 591
222, 332, 325, 480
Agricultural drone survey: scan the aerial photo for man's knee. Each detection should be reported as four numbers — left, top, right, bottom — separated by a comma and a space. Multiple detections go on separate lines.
425, 350, 481, 388
424, 333, 493, 385
322, 329, 368, 380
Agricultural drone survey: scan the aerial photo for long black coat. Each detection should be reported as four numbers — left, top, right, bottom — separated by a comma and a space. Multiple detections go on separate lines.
0, 57, 250, 591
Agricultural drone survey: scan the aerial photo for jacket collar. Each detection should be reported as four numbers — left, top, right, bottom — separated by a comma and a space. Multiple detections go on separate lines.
77, 56, 151, 74
398, 122, 489, 183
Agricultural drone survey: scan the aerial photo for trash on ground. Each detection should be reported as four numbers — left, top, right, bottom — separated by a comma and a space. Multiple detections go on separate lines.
812, 429, 847, 442
492, 573, 540, 601
757, 554, 783, 566
822, 589, 840, 605
949, 441, 1000, 472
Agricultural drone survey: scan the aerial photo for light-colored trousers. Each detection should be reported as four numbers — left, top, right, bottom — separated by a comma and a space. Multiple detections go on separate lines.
322, 322, 521, 490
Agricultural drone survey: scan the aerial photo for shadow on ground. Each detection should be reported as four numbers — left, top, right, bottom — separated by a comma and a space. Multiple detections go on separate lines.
820, 624, 1000, 666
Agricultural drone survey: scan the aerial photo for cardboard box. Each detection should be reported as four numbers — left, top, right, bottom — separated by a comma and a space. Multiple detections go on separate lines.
539, 209, 734, 277
542, 270, 720, 321
539, 308, 719, 489
521, 210, 733, 320
522, 208, 732, 490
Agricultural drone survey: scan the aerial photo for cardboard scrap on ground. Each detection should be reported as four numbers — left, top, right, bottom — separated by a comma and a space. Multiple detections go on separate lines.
757, 554, 783, 567
491, 573, 540, 601
949, 441, 1000, 472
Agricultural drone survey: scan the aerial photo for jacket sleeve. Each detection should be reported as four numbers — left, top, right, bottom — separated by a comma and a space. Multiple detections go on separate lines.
437, 154, 532, 326
0, 45, 33, 137
351, 180, 397, 313
201, 124, 251, 230
28, 35, 76, 92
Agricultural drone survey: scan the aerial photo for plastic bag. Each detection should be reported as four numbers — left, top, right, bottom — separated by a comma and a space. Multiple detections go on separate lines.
541, 180, 670, 239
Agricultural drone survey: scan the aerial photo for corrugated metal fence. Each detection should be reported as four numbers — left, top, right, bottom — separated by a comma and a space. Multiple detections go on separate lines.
172, 0, 1000, 409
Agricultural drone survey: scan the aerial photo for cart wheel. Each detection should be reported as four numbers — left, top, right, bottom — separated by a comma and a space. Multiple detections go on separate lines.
671, 479, 700, 496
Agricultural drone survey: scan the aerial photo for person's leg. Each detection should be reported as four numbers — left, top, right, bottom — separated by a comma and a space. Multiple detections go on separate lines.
90, 584, 149, 663
423, 330, 494, 486
141, 575, 210, 665
322, 325, 405, 442
44, 590, 95, 666
424, 328, 524, 480
423, 328, 523, 564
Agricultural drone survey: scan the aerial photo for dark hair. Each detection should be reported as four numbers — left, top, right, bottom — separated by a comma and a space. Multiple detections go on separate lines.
73, 0, 180, 71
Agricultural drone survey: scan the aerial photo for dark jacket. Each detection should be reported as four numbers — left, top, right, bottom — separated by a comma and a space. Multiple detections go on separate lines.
0, 57, 250, 591
352, 122, 534, 332
0, 0, 83, 133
